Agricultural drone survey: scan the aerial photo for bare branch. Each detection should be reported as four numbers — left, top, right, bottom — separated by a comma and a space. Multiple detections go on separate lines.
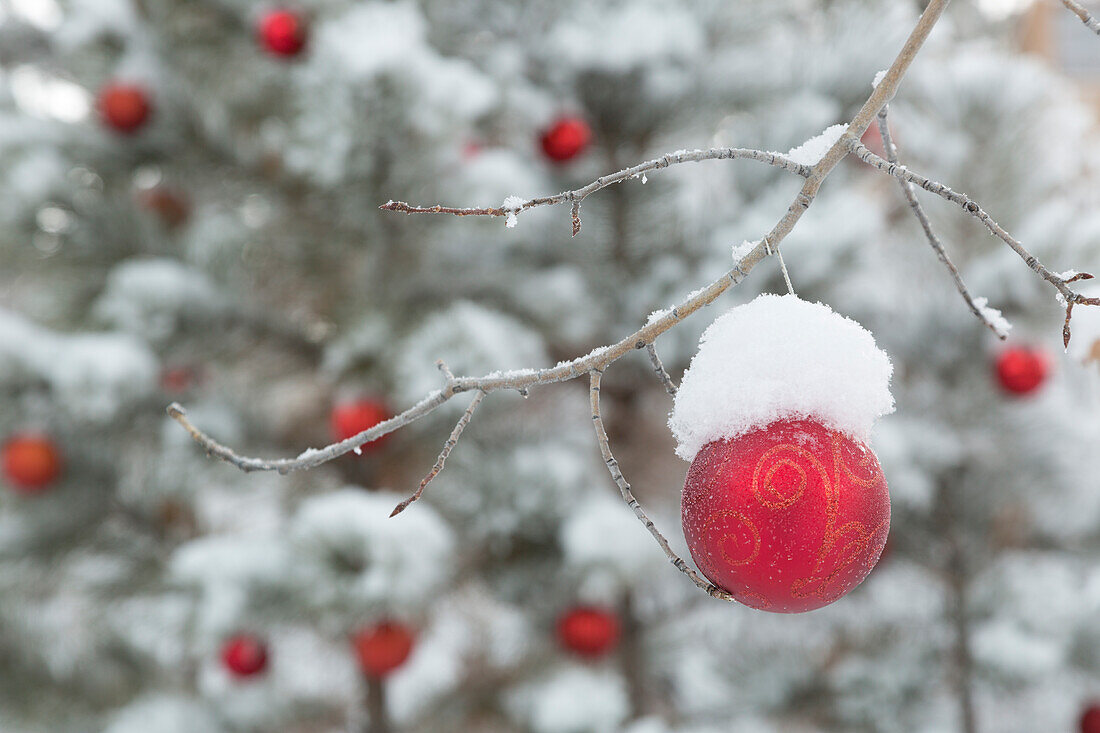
589, 369, 733, 601
380, 147, 812, 234
754, 0, 951, 263
849, 139, 1100, 346
875, 107, 1008, 339
166, 252, 757, 473
1062, 0, 1100, 34
170, 0, 954, 480
391, 390, 485, 517
645, 343, 678, 397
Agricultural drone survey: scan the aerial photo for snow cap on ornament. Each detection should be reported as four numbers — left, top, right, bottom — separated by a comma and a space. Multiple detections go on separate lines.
669, 293, 894, 461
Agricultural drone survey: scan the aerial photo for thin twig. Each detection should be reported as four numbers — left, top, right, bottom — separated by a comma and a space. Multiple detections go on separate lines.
390, 390, 485, 517
381, 147, 812, 236
849, 139, 1099, 347
645, 344, 678, 397
875, 107, 1007, 339
1062, 0, 1100, 34
775, 248, 795, 294
764, 236, 795, 295
589, 369, 733, 601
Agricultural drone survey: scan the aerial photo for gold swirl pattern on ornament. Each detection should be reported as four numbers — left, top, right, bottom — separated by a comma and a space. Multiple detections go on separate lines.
737, 589, 773, 610
751, 444, 829, 510
790, 433, 886, 601
700, 430, 886, 604
700, 509, 761, 567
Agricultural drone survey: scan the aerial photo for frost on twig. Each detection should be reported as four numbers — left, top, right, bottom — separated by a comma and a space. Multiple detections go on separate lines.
873, 107, 1010, 339
502, 196, 524, 229
380, 147, 811, 236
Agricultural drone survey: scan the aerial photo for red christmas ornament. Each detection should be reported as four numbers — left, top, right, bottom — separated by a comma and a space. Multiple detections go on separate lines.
259, 10, 307, 57
2, 433, 62, 494
221, 634, 269, 678
352, 621, 415, 679
995, 347, 1049, 395
556, 607, 620, 659
1081, 704, 1100, 733
331, 399, 392, 454
97, 83, 152, 134
540, 116, 591, 162
681, 418, 890, 613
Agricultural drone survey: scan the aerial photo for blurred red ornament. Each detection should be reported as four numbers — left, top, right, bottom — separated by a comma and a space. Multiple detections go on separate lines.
137, 187, 190, 229
330, 399, 392, 454
1081, 704, 1100, 733
352, 621, 415, 679
681, 418, 890, 613
556, 607, 620, 659
221, 634, 269, 678
98, 83, 152, 134
995, 347, 1049, 395
462, 140, 483, 159
2, 433, 62, 494
259, 10, 307, 57
540, 116, 591, 162
160, 366, 199, 394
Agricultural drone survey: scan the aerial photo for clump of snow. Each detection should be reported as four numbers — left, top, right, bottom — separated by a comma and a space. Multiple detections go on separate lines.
646, 307, 672, 326
872, 69, 888, 88
784, 123, 847, 166
669, 294, 894, 460
502, 195, 525, 228
972, 296, 1012, 338
731, 239, 757, 263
